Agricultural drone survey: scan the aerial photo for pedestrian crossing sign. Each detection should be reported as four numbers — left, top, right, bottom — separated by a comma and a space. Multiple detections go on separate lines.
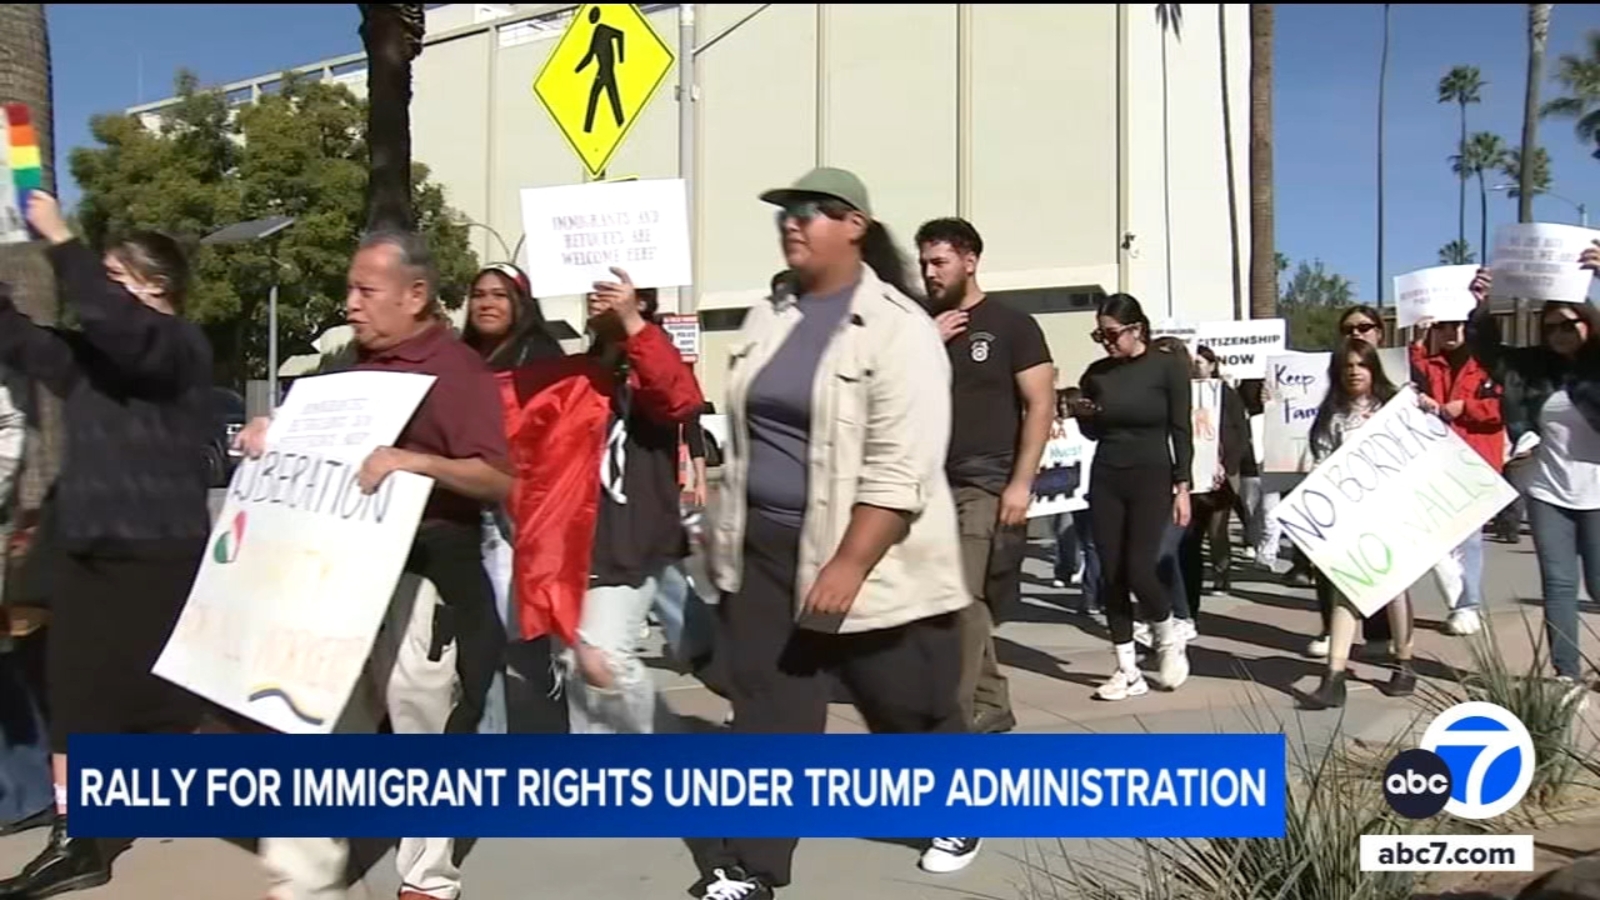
532, 3, 676, 178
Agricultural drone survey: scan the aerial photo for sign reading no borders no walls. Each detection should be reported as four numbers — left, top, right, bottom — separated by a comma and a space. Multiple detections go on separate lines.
1272, 386, 1517, 617
1152, 318, 1286, 381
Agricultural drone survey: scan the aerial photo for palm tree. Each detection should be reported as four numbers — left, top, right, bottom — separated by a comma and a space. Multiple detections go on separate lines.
1501, 146, 1553, 199
1437, 65, 1484, 248
1520, 4, 1551, 225
1377, 4, 1391, 305
1542, 29, 1600, 152
359, 3, 426, 233
1454, 131, 1509, 256
1438, 240, 1476, 265
1218, 5, 1243, 320
0, 3, 61, 511
1155, 4, 1183, 318
1248, 5, 1276, 320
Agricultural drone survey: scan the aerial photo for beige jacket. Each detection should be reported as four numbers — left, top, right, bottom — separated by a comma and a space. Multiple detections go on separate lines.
711, 263, 970, 633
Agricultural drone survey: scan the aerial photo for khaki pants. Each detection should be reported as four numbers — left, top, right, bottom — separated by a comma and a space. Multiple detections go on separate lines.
260, 574, 462, 900
954, 485, 1024, 725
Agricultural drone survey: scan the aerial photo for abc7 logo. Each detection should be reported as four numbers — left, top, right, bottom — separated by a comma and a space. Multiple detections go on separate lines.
1383, 701, 1536, 821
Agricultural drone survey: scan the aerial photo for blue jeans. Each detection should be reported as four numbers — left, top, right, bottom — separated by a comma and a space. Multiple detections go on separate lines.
1458, 531, 1484, 611
1528, 498, 1600, 679
1159, 520, 1189, 620
1054, 510, 1101, 610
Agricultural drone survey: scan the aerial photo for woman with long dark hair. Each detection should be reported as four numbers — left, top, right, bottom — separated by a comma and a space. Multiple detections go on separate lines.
463, 263, 570, 735
1469, 250, 1600, 684
1073, 293, 1193, 701
1301, 338, 1418, 708
0, 193, 213, 897
1180, 344, 1252, 620
692, 168, 976, 898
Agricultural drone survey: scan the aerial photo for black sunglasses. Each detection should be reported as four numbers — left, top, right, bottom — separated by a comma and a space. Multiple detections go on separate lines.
774, 198, 855, 227
1090, 324, 1137, 345
1543, 318, 1583, 337
1341, 321, 1381, 337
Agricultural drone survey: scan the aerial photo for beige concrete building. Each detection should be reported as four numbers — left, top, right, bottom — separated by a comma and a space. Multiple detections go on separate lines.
132, 2, 1252, 405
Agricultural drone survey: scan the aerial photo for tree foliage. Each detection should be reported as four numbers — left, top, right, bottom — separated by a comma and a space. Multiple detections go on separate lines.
1276, 256, 1356, 351
69, 70, 477, 386
1500, 146, 1553, 200
1438, 239, 1476, 265
1542, 29, 1600, 152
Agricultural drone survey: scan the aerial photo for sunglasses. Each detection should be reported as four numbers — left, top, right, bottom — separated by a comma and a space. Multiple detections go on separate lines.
1341, 322, 1381, 337
1091, 324, 1136, 345
774, 199, 854, 227
1543, 318, 1583, 337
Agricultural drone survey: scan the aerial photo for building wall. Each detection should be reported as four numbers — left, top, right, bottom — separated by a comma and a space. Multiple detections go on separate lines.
129, 3, 1250, 407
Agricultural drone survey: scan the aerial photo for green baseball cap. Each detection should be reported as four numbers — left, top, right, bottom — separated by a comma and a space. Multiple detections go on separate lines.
759, 167, 873, 217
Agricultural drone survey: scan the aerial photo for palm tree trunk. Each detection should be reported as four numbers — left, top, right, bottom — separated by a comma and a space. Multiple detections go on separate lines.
1377, 4, 1390, 307
1160, 19, 1175, 319
360, 3, 426, 233
1519, 4, 1549, 225
1457, 103, 1467, 247
1248, 4, 1276, 319
1219, 5, 1244, 320
1478, 169, 1489, 259
0, 3, 62, 513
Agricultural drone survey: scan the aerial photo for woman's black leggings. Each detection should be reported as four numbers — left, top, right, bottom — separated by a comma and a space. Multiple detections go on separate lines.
1089, 462, 1176, 645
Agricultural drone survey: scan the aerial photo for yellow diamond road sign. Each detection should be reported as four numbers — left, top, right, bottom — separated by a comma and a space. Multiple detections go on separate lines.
533, 3, 676, 178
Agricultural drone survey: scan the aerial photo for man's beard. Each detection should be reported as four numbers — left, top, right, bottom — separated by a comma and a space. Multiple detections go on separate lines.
926, 276, 966, 312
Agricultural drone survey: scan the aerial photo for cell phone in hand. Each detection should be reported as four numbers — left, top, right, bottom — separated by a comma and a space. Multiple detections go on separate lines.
1069, 398, 1101, 417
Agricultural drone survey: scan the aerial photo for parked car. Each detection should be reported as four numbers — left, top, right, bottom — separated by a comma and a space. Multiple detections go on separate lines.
207, 387, 247, 488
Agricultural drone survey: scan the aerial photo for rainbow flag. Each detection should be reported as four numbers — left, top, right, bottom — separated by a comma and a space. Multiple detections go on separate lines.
5, 104, 41, 192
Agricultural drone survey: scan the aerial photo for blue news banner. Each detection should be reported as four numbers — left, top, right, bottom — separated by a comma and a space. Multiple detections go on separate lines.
68, 734, 1285, 839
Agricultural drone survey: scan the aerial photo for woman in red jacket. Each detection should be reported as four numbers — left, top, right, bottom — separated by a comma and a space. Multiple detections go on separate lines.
496, 267, 704, 734
1410, 272, 1504, 637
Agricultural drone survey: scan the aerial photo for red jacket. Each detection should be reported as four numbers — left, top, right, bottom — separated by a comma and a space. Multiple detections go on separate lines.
494, 324, 704, 644
1410, 341, 1505, 472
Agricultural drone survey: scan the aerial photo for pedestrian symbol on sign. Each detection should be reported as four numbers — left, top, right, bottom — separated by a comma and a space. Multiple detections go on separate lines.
577, 7, 625, 134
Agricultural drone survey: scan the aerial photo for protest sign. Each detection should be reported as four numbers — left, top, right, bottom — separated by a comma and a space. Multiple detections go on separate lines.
1262, 347, 1408, 473
520, 178, 691, 298
1490, 223, 1600, 305
1273, 386, 1516, 616
1394, 265, 1479, 328
1190, 379, 1223, 493
1152, 319, 1286, 380
154, 371, 438, 735
660, 313, 700, 363
1029, 418, 1095, 518
0, 104, 32, 244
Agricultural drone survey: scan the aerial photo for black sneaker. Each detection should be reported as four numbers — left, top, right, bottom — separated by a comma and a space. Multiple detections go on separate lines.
690, 866, 774, 900
919, 837, 982, 873
0, 815, 111, 898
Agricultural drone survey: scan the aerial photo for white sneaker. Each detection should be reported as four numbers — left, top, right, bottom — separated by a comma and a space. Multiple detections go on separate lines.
1132, 621, 1153, 648
1307, 635, 1330, 659
1242, 547, 1258, 562
1094, 669, 1150, 701
1071, 569, 1084, 585
1153, 618, 1190, 690
1446, 609, 1483, 636
919, 837, 982, 874
1051, 579, 1067, 589
1177, 618, 1199, 642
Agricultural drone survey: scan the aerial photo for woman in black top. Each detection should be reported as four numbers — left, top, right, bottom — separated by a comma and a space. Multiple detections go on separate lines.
0, 192, 213, 897
1074, 293, 1193, 701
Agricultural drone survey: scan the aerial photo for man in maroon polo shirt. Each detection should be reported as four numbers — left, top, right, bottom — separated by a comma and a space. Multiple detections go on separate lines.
239, 231, 511, 900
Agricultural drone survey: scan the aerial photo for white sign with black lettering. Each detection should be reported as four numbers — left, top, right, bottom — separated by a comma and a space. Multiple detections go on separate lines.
1489, 223, 1600, 305
1152, 319, 1287, 380
520, 178, 692, 298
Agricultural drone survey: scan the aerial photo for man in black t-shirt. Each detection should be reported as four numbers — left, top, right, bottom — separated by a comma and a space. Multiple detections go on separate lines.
917, 218, 1055, 736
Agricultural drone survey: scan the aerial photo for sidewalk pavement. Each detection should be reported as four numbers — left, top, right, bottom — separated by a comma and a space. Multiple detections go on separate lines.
2, 532, 1591, 900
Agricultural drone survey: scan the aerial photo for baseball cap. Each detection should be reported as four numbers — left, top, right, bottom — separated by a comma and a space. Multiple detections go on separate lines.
759, 167, 873, 217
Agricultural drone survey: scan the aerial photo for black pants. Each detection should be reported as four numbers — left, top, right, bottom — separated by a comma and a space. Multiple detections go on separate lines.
1314, 572, 1391, 643
406, 522, 506, 735
1090, 463, 1174, 645
48, 547, 209, 753
504, 636, 569, 734
691, 512, 964, 887
1179, 482, 1237, 620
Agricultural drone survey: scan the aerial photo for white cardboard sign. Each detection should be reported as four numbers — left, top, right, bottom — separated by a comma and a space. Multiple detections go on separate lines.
154, 371, 438, 734
1028, 418, 1095, 518
1490, 223, 1600, 305
1152, 319, 1287, 380
1394, 265, 1479, 328
520, 178, 692, 298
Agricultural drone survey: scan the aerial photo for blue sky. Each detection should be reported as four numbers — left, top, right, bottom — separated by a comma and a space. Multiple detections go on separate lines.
41, 3, 1600, 305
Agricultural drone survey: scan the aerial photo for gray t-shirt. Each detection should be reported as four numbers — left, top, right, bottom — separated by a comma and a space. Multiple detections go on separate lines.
745, 285, 855, 529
